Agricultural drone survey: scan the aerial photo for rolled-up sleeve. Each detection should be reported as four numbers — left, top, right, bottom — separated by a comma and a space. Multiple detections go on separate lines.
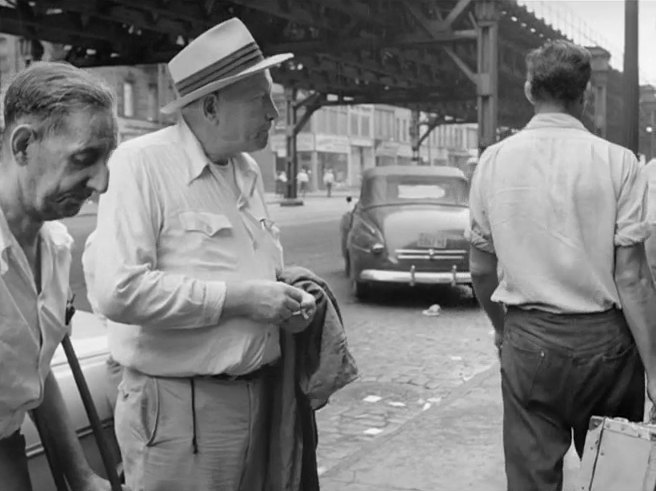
468, 156, 495, 254
84, 147, 226, 329
615, 152, 651, 247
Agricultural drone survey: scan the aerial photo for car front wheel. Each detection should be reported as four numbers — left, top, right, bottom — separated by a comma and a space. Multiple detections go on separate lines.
352, 278, 370, 301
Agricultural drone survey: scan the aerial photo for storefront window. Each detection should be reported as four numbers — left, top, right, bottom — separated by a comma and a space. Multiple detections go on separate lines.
318, 152, 348, 188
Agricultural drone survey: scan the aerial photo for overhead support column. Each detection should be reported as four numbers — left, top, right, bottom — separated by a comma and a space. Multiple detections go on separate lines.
474, 0, 500, 154
282, 88, 324, 207
410, 109, 421, 163
588, 47, 610, 138
623, 0, 639, 155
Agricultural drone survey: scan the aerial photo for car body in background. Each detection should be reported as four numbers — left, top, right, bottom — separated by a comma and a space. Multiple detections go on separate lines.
340, 166, 472, 299
24, 311, 122, 490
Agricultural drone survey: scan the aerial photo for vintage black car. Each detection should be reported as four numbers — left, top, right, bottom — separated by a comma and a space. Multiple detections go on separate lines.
340, 166, 472, 299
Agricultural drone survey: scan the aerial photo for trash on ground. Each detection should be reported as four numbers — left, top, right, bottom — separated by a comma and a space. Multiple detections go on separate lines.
422, 402, 432, 411
387, 401, 406, 407
422, 304, 442, 316
449, 355, 463, 361
363, 428, 384, 436
363, 395, 382, 403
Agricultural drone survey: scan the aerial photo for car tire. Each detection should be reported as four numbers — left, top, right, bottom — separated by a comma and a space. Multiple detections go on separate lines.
352, 278, 370, 301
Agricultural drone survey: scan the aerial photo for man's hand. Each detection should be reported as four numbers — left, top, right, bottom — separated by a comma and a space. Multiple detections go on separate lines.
224, 280, 306, 324
494, 330, 503, 360
281, 290, 317, 333
78, 473, 130, 491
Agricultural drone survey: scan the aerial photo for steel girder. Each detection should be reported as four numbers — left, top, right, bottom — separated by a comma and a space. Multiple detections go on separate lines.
0, 0, 572, 131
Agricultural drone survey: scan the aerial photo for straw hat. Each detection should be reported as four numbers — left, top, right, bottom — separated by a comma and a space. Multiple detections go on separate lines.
161, 18, 293, 114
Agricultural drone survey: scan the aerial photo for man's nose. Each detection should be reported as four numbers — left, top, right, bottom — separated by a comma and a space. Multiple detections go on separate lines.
266, 96, 279, 121
87, 163, 109, 194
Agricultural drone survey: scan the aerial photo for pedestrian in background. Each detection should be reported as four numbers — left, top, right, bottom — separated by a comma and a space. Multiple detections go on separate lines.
0, 62, 126, 491
469, 40, 656, 491
297, 167, 310, 197
83, 18, 317, 491
276, 169, 288, 196
323, 168, 335, 197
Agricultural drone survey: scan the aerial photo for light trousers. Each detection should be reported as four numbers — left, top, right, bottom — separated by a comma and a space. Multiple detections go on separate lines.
115, 368, 271, 491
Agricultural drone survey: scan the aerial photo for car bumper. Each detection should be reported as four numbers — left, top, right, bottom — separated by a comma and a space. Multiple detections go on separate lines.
359, 268, 471, 286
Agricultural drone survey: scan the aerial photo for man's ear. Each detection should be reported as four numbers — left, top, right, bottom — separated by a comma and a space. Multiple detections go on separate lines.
524, 80, 536, 106
10, 124, 35, 166
202, 93, 220, 124
582, 81, 593, 106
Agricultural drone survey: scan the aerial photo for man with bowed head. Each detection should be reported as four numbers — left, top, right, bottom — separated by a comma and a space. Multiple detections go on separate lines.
83, 18, 317, 491
469, 40, 656, 490
0, 62, 126, 490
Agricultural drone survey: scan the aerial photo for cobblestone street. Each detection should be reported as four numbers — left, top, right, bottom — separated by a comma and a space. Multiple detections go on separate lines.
271, 198, 499, 481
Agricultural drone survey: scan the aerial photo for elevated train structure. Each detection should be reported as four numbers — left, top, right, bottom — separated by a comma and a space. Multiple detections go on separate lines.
0, 0, 625, 191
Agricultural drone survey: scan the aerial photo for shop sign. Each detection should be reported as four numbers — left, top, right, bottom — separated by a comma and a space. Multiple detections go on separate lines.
269, 133, 315, 157
315, 134, 350, 154
350, 136, 373, 147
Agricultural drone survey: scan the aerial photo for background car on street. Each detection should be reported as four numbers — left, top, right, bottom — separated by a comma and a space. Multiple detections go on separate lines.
341, 166, 472, 299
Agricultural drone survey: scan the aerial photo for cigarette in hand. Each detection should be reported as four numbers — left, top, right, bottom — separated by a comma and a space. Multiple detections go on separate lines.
293, 309, 310, 320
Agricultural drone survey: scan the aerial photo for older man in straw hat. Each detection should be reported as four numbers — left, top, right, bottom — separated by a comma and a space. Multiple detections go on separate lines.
83, 18, 316, 490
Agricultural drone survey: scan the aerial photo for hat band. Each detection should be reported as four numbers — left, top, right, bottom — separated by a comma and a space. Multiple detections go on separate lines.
175, 42, 265, 97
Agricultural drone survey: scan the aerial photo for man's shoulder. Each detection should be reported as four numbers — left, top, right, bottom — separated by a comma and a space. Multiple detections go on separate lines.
112, 125, 180, 167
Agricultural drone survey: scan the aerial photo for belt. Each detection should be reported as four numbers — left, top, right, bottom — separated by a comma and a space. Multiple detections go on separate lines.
206, 363, 274, 382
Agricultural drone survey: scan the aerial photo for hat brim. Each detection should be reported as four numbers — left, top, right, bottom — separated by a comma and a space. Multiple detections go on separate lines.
161, 53, 294, 114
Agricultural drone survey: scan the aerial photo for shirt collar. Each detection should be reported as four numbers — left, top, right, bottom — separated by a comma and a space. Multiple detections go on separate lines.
0, 206, 72, 276
176, 118, 259, 203
177, 117, 212, 184
524, 112, 588, 132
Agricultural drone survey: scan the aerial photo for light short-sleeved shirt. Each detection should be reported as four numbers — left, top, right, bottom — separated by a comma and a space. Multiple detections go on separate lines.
0, 208, 72, 438
469, 112, 649, 314
641, 159, 656, 278
84, 118, 284, 377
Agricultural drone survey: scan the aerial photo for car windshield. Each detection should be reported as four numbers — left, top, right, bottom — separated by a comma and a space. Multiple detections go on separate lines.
361, 175, 469, 207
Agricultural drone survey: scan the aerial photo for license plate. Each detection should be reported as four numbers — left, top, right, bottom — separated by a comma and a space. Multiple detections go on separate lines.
417, 233, 447, 249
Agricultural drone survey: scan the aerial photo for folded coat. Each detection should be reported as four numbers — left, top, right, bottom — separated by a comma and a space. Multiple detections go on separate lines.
268, 266, 359, 491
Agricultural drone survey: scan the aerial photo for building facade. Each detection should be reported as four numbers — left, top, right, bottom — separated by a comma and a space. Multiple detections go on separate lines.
269, 85, 479, 192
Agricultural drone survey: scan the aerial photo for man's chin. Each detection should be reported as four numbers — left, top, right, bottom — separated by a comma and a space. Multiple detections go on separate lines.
42, 200, 85, 220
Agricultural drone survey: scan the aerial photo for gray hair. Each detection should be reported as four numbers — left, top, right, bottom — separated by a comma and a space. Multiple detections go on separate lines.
2, 61, 117, 140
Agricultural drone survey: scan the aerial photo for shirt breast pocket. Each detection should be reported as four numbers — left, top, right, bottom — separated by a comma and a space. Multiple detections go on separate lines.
179, 212, 233, 238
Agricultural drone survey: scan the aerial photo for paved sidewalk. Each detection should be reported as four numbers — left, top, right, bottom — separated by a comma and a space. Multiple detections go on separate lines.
320, 365, 582, 491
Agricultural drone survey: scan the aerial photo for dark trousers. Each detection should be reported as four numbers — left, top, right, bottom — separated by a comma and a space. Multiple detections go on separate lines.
0, 431, 33, 491
501, 307, 645, 491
